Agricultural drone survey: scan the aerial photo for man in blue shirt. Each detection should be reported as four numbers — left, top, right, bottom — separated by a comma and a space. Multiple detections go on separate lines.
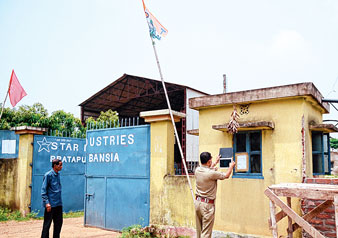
41, 159, 63, 238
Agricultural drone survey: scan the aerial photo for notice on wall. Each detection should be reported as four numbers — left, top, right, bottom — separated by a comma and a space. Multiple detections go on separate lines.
2, 140, 16, 154
237, 155, 247, 169
235, 152, 249, 172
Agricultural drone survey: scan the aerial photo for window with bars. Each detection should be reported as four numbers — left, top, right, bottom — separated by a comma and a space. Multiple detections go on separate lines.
312, 132, 331, 175
232, 131, 263, 178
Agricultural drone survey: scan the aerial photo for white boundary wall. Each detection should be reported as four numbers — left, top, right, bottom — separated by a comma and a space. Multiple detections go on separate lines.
185, 89, 206, 162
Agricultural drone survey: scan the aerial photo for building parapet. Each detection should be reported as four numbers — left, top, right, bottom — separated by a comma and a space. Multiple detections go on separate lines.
189, 82, 330, 113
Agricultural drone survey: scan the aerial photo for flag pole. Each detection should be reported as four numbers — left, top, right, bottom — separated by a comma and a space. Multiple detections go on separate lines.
0, 81, 10, 120
149, 38, 195, 203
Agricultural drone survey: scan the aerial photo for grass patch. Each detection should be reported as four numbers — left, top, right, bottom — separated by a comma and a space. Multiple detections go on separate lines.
0, 207, 83, 222
0, 207, 38, 222
63, 211, 84, 218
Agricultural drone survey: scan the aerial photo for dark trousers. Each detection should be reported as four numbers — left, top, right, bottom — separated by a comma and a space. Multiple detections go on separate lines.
41, 206, 63, 238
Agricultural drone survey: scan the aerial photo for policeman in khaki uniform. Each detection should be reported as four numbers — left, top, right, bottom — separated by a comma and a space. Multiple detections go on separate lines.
195, 152, 236, 238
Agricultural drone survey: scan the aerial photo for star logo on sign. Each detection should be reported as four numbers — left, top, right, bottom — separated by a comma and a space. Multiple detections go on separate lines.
37, 137, 51, 152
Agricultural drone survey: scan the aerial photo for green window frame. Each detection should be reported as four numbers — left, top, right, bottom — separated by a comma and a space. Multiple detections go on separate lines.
312, 132, 331, 175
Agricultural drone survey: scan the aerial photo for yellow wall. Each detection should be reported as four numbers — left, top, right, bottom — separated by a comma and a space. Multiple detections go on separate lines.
158, 175, 196, 227
149, 119, 197, 227
15, 134, 34, 216
149, 120, 175, 224
302, 98, 324, 177
0, 133, 34, 215
0, 159, 18, 209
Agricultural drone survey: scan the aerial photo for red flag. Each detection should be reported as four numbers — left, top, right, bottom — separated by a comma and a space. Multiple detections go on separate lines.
8, 70, 27, 107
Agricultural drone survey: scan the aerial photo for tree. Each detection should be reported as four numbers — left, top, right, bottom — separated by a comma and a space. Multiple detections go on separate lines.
331, 138, 338, 149
0, 103, 86, 137
13, 103, 50, 128
0, 104, 16, 129
49, 110, 85, 137
0, 103, 50, 129
85, 109, 119, 129
0, 103, 119, 138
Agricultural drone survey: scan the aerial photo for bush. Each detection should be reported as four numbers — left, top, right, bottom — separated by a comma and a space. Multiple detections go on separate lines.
122, 224, 150, 238
121, 224, 190, 238
0, 207, 11, 221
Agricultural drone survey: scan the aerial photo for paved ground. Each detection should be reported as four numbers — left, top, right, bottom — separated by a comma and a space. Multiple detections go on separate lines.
0, 217, 120, 238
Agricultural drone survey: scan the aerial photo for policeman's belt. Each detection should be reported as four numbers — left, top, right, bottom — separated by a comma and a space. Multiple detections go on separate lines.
196, 195, 214, 204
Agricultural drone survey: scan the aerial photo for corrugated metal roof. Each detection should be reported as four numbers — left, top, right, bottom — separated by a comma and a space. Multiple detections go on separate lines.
79, 73, 207, 121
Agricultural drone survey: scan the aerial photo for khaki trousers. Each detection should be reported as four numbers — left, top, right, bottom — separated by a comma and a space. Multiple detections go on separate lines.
195, 200, 215, 238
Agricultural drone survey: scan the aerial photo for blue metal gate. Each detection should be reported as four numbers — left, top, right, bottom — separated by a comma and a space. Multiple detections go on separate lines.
31, 135, 86, 216
85, 125, 150, 231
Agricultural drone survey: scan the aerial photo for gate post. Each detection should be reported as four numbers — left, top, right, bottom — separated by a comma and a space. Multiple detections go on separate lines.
140, 109, 185, 224
12, 126, 46, 216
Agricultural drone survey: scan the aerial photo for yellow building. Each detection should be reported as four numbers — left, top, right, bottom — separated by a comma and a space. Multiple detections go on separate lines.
188, 82, 337, 237
142, 82, 338, 238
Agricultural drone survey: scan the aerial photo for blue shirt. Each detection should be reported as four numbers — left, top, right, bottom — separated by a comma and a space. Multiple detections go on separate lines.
41, 169, 62, 207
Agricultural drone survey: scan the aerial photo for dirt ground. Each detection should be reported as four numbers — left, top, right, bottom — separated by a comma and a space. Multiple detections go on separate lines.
0, 217, 120, 238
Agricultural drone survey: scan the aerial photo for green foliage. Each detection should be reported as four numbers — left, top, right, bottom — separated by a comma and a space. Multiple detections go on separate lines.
63, 211, 84, 218
0, 103, 119, 137
330, 138, 338, 149
122, 224, 151, 238
85, 109, 119, 129
0, 103, 86, 137
0, 103, 50, 129
0, 207, 38, 222
121, 224, 190, 238
49, 110, 85, 137
0, 207, 84, 222
0, 106, 16, 129
0, 207, 9, 221
97, 109, 119, 122
14, 103, 50, 128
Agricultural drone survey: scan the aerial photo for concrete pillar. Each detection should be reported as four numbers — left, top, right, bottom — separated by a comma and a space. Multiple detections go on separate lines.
12, 126, 46, 216
140, 109, 185, 224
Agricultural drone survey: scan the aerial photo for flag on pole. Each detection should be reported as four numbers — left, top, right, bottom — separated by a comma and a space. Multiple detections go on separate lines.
8, 70, 27, 107
142, 0, 168, 40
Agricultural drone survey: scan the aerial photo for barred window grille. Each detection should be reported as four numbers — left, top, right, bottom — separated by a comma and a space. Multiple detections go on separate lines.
175, 161, 199, 175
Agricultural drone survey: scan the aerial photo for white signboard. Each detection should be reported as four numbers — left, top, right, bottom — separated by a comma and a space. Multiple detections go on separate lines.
2, 140, 16, 154
235, 152, 249, 172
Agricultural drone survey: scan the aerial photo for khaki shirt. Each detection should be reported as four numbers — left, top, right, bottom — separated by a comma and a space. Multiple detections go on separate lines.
195, 165, 227, 200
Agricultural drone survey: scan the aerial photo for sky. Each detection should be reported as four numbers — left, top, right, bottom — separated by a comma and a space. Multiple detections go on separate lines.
1, 0, 338, 122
